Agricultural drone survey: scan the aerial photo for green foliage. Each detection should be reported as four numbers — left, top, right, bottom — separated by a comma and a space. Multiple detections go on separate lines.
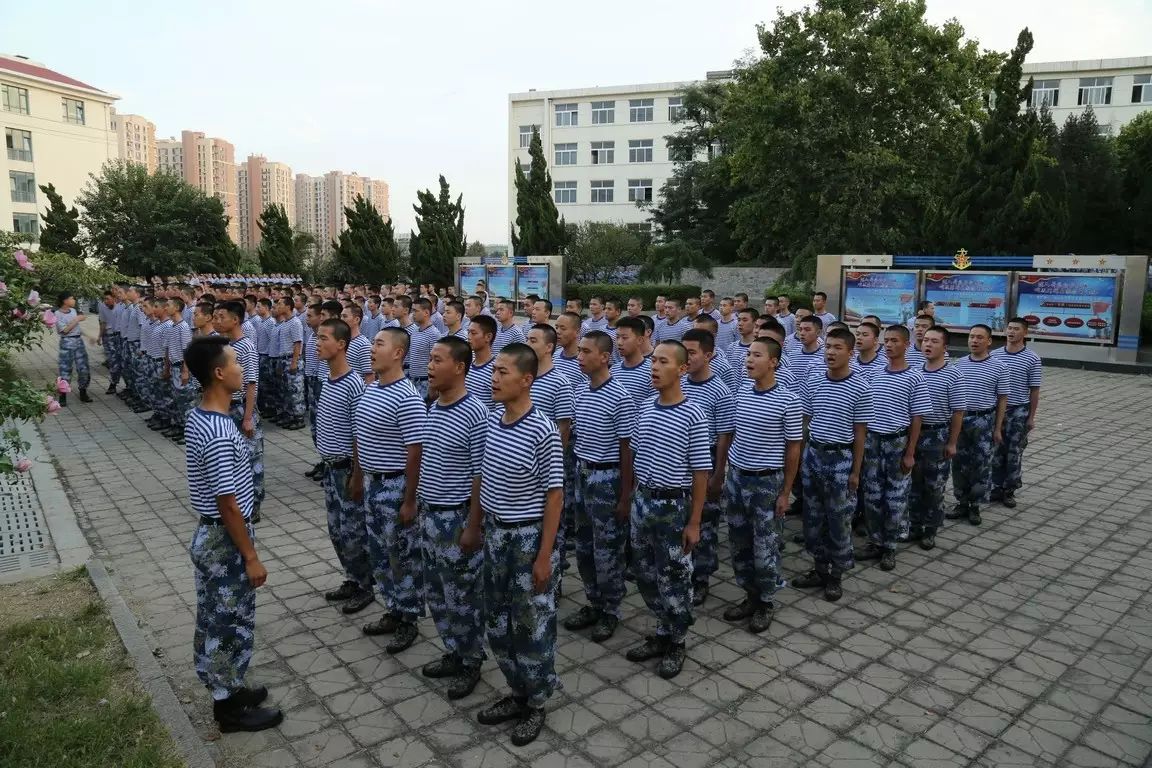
638, 240, 714, 284
410, 176, 466, 287
76, 160, 235, 278
1116, 111, 1152, 255
37, 184, 82, 258
512, 127, 567, 256
1143, 293, 1152, 343
330, 195, 399, 286
763, 276, 815, 311
1058, 109, 1124, 253
465, 241, 488, 260
564, 283, 702, 307
256, 204, 313, 275
564, 222, 649, 284
29, 253, 127, 307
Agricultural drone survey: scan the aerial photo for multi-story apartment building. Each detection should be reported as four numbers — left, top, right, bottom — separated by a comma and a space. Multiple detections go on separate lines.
110, 109, 156, 173
1023, 56, 1152, 135
237, 154, 294, 252
294, 170, 389, 251
1, 53, 118, 242
157, 129, 239, 244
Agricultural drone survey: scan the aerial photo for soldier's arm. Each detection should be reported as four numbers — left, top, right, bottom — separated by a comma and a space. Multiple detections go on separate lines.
217, 493, 266, 588
849, 423, 867, 491
1027, 386, 1040, 429
994, 394, 1007, 440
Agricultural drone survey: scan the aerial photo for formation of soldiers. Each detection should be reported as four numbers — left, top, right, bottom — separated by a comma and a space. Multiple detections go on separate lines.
81, 279, 1043, 748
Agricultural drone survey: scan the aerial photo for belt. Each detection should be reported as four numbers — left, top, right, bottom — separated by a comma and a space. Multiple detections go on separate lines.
733, 467, 782, 477
230, 398, 244, 406
579, 459, 619, 471
640, 486, 689, 500
198, 515, 253, 526
868, 427, 909, 441
966, 407, 995, 417
1008, 403, 1030, 411
490, 517, 541, 529
421, 501, 467, 512
322, 457, 353, 469
365, 469, 404, 480
411, 376, 429, 382
922, 422, 950, 431
810, 439, 853, 451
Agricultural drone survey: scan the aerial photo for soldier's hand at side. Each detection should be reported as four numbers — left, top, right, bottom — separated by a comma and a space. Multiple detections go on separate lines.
1025, 417, 1035, 432
398, 499, 416, 526
848, 471, 860, 493
614, 497, 630, 522
900, 453, 915, 474
707, 474, 723, 501
774, 493, 789, 519
682, 521, 700, 553
532, 555, 551, 594
245, 557, 268, 588
993, 429, 1003, 444
944, 443, 957, 460
241, 417, 254, 438
459, 524, 482, 554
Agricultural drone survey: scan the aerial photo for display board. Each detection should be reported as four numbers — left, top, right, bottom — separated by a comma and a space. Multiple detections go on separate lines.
923, 272, 1010, 333
1015, 273, 1119, 343
485, 265, 516, 301
841, 270, 919, 326
516, 265, 550, 302
457, 263, 487, 297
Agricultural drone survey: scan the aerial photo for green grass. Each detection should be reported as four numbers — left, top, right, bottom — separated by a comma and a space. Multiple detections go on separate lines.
0, 574, 183, 768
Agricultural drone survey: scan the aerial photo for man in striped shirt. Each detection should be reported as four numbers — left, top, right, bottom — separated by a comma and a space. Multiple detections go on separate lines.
715, 297, 739, 350
213, 302, 266, 526
787, 315, 827, 385
699, 289, 722, 322
443, 300, 468, 339
906, 314, 933, 368
811, 291, 837, 327
340, 304, 375, 384
989, 317, 1042, 509
465, 314, 496, 409
466, 343, 563, 746
272, 297, 306, 429
147, 298, 175, 430
610, 317, 654, 405
626, 340, 711, 679
776, 294, 796, 337
653, 298, 691, 343
948, 324, 1008, 527
580, 296, 609, 335
852, 322, 885, 382
163, 298, 194, 442
407, 298, 444, 400
693, 315, 740, 395
493, 299, 527, 354
726, 308, 758, 375
723, 338, 801, 633
303, 304, 327, 481
253, 299, 276, 417
552, 313, 584, 390
182, 336, 282, 733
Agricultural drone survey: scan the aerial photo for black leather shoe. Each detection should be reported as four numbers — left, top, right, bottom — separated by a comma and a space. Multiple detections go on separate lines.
363, 614, 402, 636
969, 508, 982, 526
723, 598, 756, 622
422, 653, 462, 679
989, 489, 1003, 502
563, 605, 601, 631
1002, 492, 1017, 508
657, 642, 686, 679
325, 581, 359, 602
691, 582, 709, 607
341, 589, 375, 615
792, 533, 805, 545
510, 707, 546, 746
478, 696, 526, 725
105, 384, 117, 395
824, 576, 843, 602
793, 569, 827, 589
447, 664, 482, 700
590, 615, 618, 643
945, 504, 969, 521
856, 544, 884, 561
626, 635, 668, 663
213, 696, 284, 733
386, 622, 418, 654
919, 534, 936, 551
305, 462, 324, 479
231, 685, 269, 707
749, 603, 775, 634
78, 388, 93, 403
880, 550, 896, 571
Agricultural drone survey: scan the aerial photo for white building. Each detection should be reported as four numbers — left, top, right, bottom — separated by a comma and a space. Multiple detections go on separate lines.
1023, 56, 1152, 135
1, 54, 118, 243
508, 75, 729, 235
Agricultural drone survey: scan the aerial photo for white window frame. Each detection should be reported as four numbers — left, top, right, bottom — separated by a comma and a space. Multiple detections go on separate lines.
9, 170, 36, 203
629, 98, 654, 123
1077, 77, 1113, 106
1, 83, 29, 114
627, 178, 653, 203
553, 180, 577, 204
1030, 79, 1060, 109
668, 96, 685, 122
5, 128, 33, 162
626, 222, 652, 235
591, 140, 615, 165
12, 212, 39, 240
554, 143, 577, 166
590, 180, 614, 204
554, 103, 578, 127
628, 139, 654, 163
591, 100, 615, 124
1133, 74, 1152, 104
62, 97, 85, 125
518, 124, 538, 148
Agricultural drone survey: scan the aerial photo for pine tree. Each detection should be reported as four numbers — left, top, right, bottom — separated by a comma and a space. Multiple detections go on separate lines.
511, 127, 566, 256
256, 204, 298, 274
330, 195, 399, 285
1116, 112, 1152, 254
410, 176, 466, 287
37, 183, 82, 257
1058, 108, 1124, 253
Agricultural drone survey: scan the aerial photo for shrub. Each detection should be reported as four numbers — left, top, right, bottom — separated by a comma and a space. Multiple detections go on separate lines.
1142, 292, 1152, 343
564, 284, 702, 308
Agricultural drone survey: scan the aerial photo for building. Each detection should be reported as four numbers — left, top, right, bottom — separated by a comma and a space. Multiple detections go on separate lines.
237, 154, 294, 252
1023, 56, 1152, 136
294, 170, 389, 251
1, 53, 118, 242
157, 130, 239, 244
110, 109, 155, 173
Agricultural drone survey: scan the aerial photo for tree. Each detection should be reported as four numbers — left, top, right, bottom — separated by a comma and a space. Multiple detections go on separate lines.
511, 127, 566, 256
638, 240, 714, 283
465, 240, 488, 260
1116, 111, 1152, 255
410, 176, 466, 287
77, 160, 235, 277
330, 195, 399, 286
564, 222, 649, 284
37, 183, 82, 258
1057, 109, 1124, 253
256, 204, 314, 275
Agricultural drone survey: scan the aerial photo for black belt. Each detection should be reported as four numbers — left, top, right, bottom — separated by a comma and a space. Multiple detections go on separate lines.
922, 422, 950, 431
322, 457, 353, 470
1008, 403, 1030, 411
966, 407, 995, 417
810, 439, 853, 451
199, 515, 253, 526
230, 398, 244, 406
640, 486, 689, 500
868, 427, 909, 441
734, 467, 781, 477
490, 517, 541, 529
579, 459, 619, 471
421, 501, 467, 512
365, 469, 404, 480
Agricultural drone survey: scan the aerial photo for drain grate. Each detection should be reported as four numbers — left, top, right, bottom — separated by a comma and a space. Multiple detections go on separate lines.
0, 473, 54, 572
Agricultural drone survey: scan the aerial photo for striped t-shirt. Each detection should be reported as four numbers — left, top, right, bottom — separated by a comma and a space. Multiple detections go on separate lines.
552, 350, 586, 393
55, 308, 83, 339
580, 316, 609, 335
492, 322, 526, 354
709, 349, 741, 395
166, 321, 192, 364
652, 317, 692, 344
573, 378, 636, 462
465, 357, 495, 410
632, 398, 712, 488
407, 323, 444, 380
867, 367, 932, 434
152, 319, 174, 358
185, 408, 255, 520
727, 341, 752, 375
347, 335, 372, 377
354, 378, 426, 472
715, 317, 740, 349
275, 316, 304, 358
728, 381, 804, 471
905, 345, 926, 370
919, 363, 966, 425
530, 368, 575, 426
480, 407, 564, 522
680, 374, 735, 446
420, 393, 489, 505
229, 335, 259, 402
852, 351, 886, 382
787, 345, 826, 389
990, 346, 1042, 406
254, 316, 275, 354
609, 357, 654, 406
315, 371, 366, 457
800, 370, 874, 444
953, 354, 1010, 411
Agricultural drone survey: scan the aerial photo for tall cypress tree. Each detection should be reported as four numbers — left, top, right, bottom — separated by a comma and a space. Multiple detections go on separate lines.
410, 176, 466, 287
1058, 108, 1124, 253
38, 183, 82, 257
511, 127, 566, 256
330, 195, 399, 285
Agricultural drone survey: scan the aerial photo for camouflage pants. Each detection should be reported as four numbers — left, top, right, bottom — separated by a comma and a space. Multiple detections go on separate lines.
323, 463, 372, 590
420, 500, 486, 667
147, 357, 165, 412
282, 363, 306, 422
573, 464, 627, 618
909, 426, 952, 535
257, 355, 273, 414
953, 410, 995, 508
410, 377, 430, 401
103, 334, 122, 385
484, 519, 560, 709
801, 444, 855, 574
724, 467, 786, 602
120, 340, 139, 395
561, 441, 577, 554
58, 336, 91, 389
177, 379, 200, 424
306, 377, 322, 449
630, 488, 694, 643
228, 401, 265, 514
364, 473, 423, 620
189, 521, 256, 700
863, 432, 912, 551
131, 350, 149, 403
992, 405, 1030, 495
156, 375, 176, 426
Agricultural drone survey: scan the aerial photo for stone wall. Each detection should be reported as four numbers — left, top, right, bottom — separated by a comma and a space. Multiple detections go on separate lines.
677, 266, 788, 299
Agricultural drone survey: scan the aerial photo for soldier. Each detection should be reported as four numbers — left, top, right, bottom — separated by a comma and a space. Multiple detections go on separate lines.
732, 293, 749, 313
147, 298, 175, 431
354, 328, 427, 652
906, 314, 933, 368
360, 295, 383, 340
407, 298, 444, 400
163, 298, 193, 442
182, 336, 282, 732
627, 340, 710, 678
253, 298, 276, 417
948, 324, 1008, 527
652, 298, 691, 343
98, 289, 123, 395
716, 296, 739, 349
465, 313, 497, 409
692, 315, 739, 395
274, 297, 306, 429
723, 338, 801, 633
118, 287, 145, 410
493, 299, 527, 354
626, 295, 645, 319
609, 316, 654, 405
699, 289, 722, 322
443, 300, 468, 339
776, 295, 796, 336
811, 291, 837, 327
581, 296, 609, 334
726, 308, 759, 375
340, 304, 374, 384
793, 328, 872, 602
786, 316, 826, 385
551, 312, 585, 389
989, 318, 1042, 509
466, 343, 563, 746
213, 301, 265, 524
683, 296, 702, 321
565, 330, 636, 642
54, 292, 93, 406
852, 321, 886, 381
303, 303, 327, 480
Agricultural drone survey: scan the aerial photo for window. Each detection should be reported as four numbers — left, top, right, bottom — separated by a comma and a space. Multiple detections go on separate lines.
628, 139, 653, 163
591, 100, 615, 124
554, 103, 578, 127
668, 96, 685, 122
628, 178, 653, 203
9, 171, 36, 203
1078, 77, 1113, 106
62, 98, 85, 125
553, 180, 576, 204
519, 161, 532, 176
626, 222, 652, 235
5, 128, 32, 162
12, 213, 38, 240
591, 140, 615, 164
554, 143, 577, 166
707, 140, 724, 160
1, 83, 29, 114
1133, 74, 1152, 104
629, 98, 654, 122
590, 180, 614, 203
518, 124, 538, 148
1030, 79, 1060, 108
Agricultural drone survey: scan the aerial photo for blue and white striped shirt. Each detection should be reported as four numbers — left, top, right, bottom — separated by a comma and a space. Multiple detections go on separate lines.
55, 308, 83, 338
229, 335, 258, 401
709, 350, 741, 395
609, 358, 654, 406
480, 407, 563, 522
801, 371, 873, 444
726, 341, 752, 375
905, 345, 926, 370
716, 317, 740, 349
573, 378, 636, 462
867, 367, 932, 434
990, 346, 1042, 407
580, 316, 609, 335
97, 301, 115, 328
152, 319, 174, 359
851, 350, 886, 382
953, 354, 1010, 411
360, 312, 382, 342
652, 317, 692, 344
681, 374, 735, 446
552, 350, 586, 393
728, 381, 804, 471
777, 313, 796, 337
316, 371, 365, 457
492, 322, 526, 355
420, 392, 489, 505
920, 363, 966, 425
124, 305, 144, 342
275, 316, 304, 358
254, 316, 276, 355
347, 335, 372, 377
465, 358, 495, 410
185, 408, 255, 520
633, 398, 712, 488
407, 323, 444, 380
354, 378, 426, 472
787, 345, 826, 389
166, 320, 192, 364
530, 368, 575, 426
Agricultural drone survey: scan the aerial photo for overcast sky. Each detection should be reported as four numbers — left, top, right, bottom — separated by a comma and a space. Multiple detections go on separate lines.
9, 0, 1150, 242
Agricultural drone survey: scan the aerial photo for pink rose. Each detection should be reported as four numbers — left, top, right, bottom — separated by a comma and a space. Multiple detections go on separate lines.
11, 308, 25, 319
0, 280, 7, 297
56, 378, 71, 394
26, 290, 39, 306
14, 250, 33, 271
41, 309, 57, 326
45, 398, 61, 414
14, 458, 32, 473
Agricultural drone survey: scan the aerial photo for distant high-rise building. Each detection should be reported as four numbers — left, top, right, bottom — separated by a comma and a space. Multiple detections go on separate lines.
294, 170, 389, 251
237, 154, 294, 252
157, 129, 239, 244
110, 109, 155, 173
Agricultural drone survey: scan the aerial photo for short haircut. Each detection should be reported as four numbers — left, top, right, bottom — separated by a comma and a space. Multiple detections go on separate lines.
1007, 316, 1029, 329
498, 298, 516, 311
757, 315, 784, 334
499, 342, 539, 377
916, 300, 933, 311
413, 297, 432, 313
103, 289, 115, 298
169, 297, 186, 312
446, 300, 465, 316
799, 315, 824, 331
914, 313, 933, 324
638, 315, 655, 334
588, 295, 604, 305
184, 335, 232, 387
735, 292, 749, 303
470, 313, 497, 339
534, 298, 553, 314
682, 328, 715, 354
827, 321, 849, 332
529, 323, 557, 351
970, 323, 993, 337
826, 328, 855, 348
884, 324, 911, 341
738, 307, 760, 321
813, 291, 828, 300
582, 330, 614, 355
195, 301, 215, 316
616, 316, 645, 335
396, 295, 413, 311
628, 295, 644, 307
343, 304, 364, 322
558, 311, 583, 328
750, 337, 782, 361
378, 326, 411, 355
605, 298, 622, 312
244, 293, 257, 304
702, 289, 715, 299
693, 314, 719, 332
216, 300, 245, 322
435, 335, 473, 369
925, 325, 950, 345
380, 296, 395, 307
320, 318, 351, 349
258, 297, 273, 310
664, 296, 681, 308
656, 340, 688, 365
307, 302, 323, 314
277, 296, 293, 309
858, 321, 881, 336
320, 300, 343, 317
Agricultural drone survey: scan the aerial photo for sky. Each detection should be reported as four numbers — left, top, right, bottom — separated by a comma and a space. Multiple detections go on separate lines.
7, 0, 1150, 243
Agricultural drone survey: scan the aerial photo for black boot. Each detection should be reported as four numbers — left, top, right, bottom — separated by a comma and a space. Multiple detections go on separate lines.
78, 388, 93, 403
212, 694, 283, 733
58, 393, 67, 407
105, 384, 117, 395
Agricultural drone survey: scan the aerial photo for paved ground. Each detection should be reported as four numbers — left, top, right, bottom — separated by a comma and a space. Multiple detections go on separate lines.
15, 327, 1152, 768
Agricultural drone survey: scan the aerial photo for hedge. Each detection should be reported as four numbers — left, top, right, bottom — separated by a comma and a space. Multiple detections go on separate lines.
565, 284, 702, 307
1143, 293, 1152, 344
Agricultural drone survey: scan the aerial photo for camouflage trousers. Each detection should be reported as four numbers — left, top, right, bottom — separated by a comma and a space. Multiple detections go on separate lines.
58, 336, 91, 389
693, 446, 721, 586
420, 500, 486, 667
863, 432, 913, 551
909, 425, 952, 535
953, 410, 995, 508
630, 488, 694, 643
132, 351, 151, 404
257, 355, 274, 414
120, 340, 139, 396
561, 441, 577, 554
189, 520, 256, 700
992, 404, 1030, 495
322, 462, 372, 590
155, 375, 176, 427
103, 334, 122, 385
484, 519, 560, 709
801, 443, 856, 575
410, 377, 430, 401
306, 376, 323, 449
724, 466, 786, 602
279, 360, 306, 422
146, 357, 166, 412
228, 401, 265, 514
573, 463, 627, 618
176, 379, 200, 425
364, 473, 423, 620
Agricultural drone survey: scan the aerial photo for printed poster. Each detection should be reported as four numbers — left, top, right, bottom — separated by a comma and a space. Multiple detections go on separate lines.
485, 265, 515, 301
923, 272, 1010, 332
457, 264, 487, 297
842, 270, 919, 326
516, 265, 550, 301
1015, 273, 1119, 343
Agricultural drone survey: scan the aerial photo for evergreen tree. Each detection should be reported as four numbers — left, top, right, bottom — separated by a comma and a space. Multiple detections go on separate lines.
330, 195, 399, 285
410, 176, 466, 287
37, 183, 82, 257
465, 240, 488, 260
1116, 111, 1152, 254
256, 204, 300, 274
511, 127, 566, 256
1058, 109, 1124, 253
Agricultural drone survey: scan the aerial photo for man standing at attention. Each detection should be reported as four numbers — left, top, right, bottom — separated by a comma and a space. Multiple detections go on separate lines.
408, 298, 445, 400
581, 296, 609, 334
811, 291, 836, 327
465, 314, 497, 409
948, 324, 1008, 526
609, 317, 654, 406
213, 301, 264, 524
716, 296, 739, 350
653, 298, 691, 343
989, 318, 1041, 509
55, 292, 93, 406
340, 304, 374, 384
493, 299, 526, 354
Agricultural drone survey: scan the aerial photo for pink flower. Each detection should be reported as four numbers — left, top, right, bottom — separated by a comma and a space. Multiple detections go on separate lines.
45, 398, 61, 414
11, 308, 25, 319
0, 281, 7, 297
56, 378, 71, 394
41, 309, 57, 326
26, 289, 39, 306
14, 458, 32, 473
14, 250, 33, 271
